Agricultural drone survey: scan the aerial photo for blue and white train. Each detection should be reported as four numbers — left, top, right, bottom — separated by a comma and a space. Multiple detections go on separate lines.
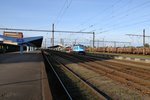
72, 44, 86, 54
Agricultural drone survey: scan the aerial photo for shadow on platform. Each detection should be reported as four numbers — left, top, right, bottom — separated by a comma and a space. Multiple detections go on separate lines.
0, 51, 43, 64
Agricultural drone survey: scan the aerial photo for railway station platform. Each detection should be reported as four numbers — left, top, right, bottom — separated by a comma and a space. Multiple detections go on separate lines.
0, 51, 52, 100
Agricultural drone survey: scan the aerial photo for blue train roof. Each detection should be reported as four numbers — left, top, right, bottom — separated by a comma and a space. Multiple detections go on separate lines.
73, 44, 84, 46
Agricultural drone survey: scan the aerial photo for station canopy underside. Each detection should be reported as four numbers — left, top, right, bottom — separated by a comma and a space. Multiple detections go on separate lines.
0, 35, 43, 48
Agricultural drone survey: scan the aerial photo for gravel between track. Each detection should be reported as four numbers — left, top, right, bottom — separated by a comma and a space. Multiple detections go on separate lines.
50, 51, 150, 100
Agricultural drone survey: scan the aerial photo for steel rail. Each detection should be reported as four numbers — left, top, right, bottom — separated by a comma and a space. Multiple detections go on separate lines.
53, 55, 110, 100
49, 50, 112, 100
43, 52, 73, 100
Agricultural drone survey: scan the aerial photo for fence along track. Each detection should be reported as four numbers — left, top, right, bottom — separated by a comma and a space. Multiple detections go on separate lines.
45, 50, 110, 100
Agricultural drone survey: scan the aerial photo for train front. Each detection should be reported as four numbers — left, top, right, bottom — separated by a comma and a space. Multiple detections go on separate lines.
72, 44, 86, 55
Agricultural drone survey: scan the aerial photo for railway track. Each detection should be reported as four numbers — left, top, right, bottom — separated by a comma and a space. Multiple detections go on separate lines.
83, 54, 150, 81
69, 52, 150, 81
48, 50, 150, 99
42, 50, 109, 100
76, 54, 150, 81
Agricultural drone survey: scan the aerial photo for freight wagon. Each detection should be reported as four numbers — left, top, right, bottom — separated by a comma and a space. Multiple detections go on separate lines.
88, 47, 150, 55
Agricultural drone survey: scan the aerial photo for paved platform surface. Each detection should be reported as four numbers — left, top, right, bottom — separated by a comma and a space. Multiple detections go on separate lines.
0, 51, 48, 100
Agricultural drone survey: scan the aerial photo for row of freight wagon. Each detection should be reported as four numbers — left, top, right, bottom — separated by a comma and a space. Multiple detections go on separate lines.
87, 47, 150, 55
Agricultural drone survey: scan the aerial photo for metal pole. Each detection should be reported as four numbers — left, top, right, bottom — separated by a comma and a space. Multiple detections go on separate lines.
93, 32, 95, 48
143, 29, 145, 47
143, 29, 145, 55
52, 24, 54, 46
20, 45, 23, 54
45, 38, 46, 48
114, 41, 116, 47
75, 39, 77, 45
103, 38, 105, 47
98, 40, 99, 48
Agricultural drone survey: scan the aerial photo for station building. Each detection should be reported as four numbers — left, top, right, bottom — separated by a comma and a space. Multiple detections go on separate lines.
0, 31, 43, 54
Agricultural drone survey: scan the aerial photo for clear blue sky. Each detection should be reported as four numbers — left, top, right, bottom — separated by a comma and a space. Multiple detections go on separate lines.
0, 0, 150, 47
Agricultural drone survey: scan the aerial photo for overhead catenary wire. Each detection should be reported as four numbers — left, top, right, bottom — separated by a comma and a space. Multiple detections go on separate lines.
78, 0, 150, 33
0, 27, 93, 34
92, 12, 150, 33
77, 0, 144, 32
0, 27, 95, 47
54, 0, 73, 25
90, 0, 150, 32
96, 17, 150, 34
74, 0, 123, 30
54, 0, 68, 24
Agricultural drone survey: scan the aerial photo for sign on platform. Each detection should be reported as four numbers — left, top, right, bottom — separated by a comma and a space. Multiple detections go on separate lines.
16, 38, 24, 43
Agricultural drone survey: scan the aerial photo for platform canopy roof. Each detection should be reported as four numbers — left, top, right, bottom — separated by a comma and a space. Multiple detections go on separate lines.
0, 35, 43, 47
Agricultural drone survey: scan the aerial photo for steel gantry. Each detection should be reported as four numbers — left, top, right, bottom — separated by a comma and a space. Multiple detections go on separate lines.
0, 26, 95, 47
